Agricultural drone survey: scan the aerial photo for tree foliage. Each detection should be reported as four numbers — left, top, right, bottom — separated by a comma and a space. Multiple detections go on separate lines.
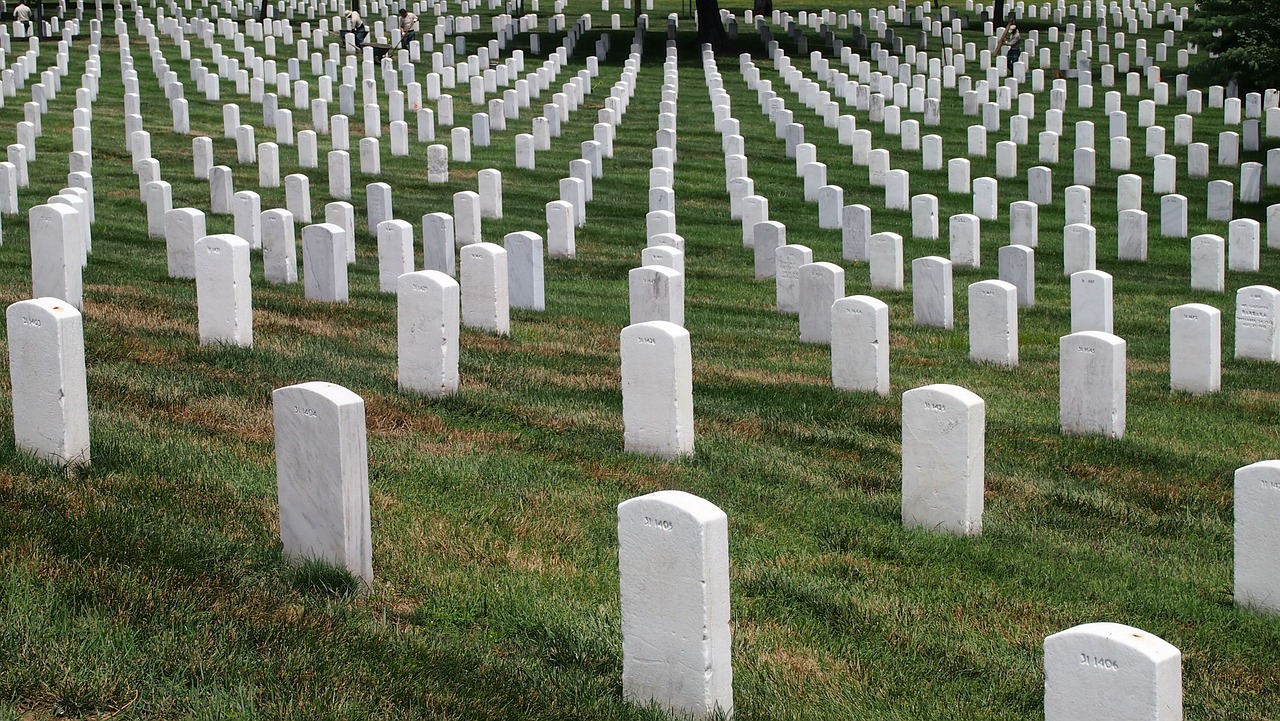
1186, 0, 1280, 91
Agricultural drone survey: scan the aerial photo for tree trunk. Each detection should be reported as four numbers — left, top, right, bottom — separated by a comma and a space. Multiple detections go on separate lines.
993, 0, 1005, 25
695, 0, 724, 48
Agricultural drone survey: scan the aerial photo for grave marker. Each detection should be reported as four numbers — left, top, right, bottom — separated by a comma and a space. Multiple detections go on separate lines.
799, 262, 845, 344
1235, 285, 1280, 361
1044, 622, 1181, 721
901, 384, 985, 536
397, 270, 460, 398
460, 242, 510, 335
617, 489, 730, 716
831, 295, 890, 395
969, 280, 1018, 366
620, 322, 695, 459
302, 222, 349, 303
6, 297, 90, 467
273, 381, 373, 588
1235, 460, 1280, 615
194, 234, 253, 346
1060, 331, 1126, 438
1170, 303, 1220, 395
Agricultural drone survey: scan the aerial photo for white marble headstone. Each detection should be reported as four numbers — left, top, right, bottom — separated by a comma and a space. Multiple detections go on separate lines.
273, 381, 373, 588
6, 297, 90, 467
397, 270, 460, 398
1044, 622, 1181, 721
617, 489, 731, 717
620, 321, 694, 459
901, 383, 985, 536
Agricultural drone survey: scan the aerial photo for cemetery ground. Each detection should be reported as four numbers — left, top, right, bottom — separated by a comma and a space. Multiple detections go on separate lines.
2, 0, 1279, 717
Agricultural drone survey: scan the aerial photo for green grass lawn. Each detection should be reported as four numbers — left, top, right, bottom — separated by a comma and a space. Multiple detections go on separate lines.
0, 0, 1278, 718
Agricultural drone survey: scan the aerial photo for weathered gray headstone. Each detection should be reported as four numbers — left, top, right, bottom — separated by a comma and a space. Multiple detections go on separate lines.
869, 232, 905, 290
505, 231, 546, 311
1235, 460, 1280, 615
775, 244, 813, 314
302, 223, 350, 302
1170, 303, 1220, 395
1235, 285, 1280, 361
912, 256, 954, 329
969, 280, 1019, 366
799, 262, 845, 344
262, 209, 298, 284
30, 203, 83, 310
377, 220, 415, 293
949, 213, 981, 266
753, 221, 785, 280
842, 204, 872, 262
1228, 218, 1261, 272
629, 265, 684, 327
1063, 222, 1097, 276
422, 212, 456, 276
164, 208, 205, 280
232, 190, 262, 249
1070, 270, 1114, 333
998, 244, 1035, 307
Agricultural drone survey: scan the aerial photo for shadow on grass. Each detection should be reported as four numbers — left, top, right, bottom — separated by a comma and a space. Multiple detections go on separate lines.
287, 557, 366, 599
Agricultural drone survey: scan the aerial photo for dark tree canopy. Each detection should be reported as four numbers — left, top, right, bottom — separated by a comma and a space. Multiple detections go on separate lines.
1187, 0, 1280, 92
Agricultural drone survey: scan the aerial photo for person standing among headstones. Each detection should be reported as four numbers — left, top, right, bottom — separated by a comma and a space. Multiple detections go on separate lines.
999, 21, 1022, 66
344, 8, 367, 49
398, 9, 418, 49
13, 0, 31, 37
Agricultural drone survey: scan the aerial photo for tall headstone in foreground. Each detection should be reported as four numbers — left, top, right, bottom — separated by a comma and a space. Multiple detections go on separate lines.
617, 489, 731, 719
901, 384, 985, 536
1060, 331, 1126, 438
1044, 622, 1181, 721
194, 234, 253, 346
621, 320, 694, 459
397, 270, 460, 398
6, 297, 90, 467
831, 295, 890, 395
273, 381, 373, 588
1235, 460, 1280, 615
1235, 285, 1280, 361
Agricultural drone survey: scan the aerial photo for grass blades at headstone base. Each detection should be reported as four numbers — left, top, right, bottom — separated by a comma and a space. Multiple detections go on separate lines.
0, 0, 1278, 718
